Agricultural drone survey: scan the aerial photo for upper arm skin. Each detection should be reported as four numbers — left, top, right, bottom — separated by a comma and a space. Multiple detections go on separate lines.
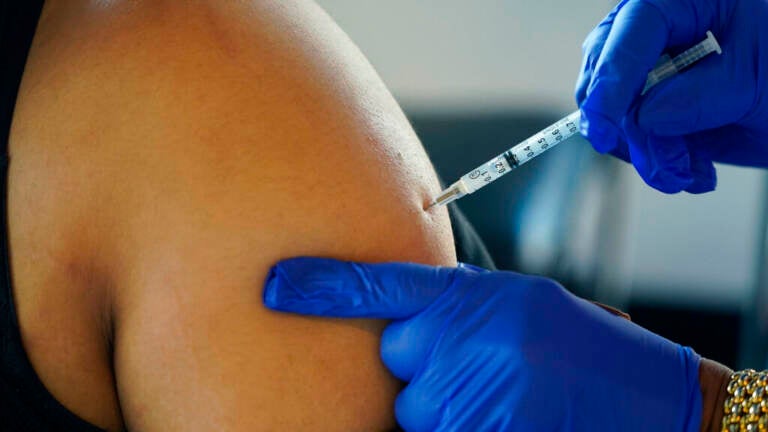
34, 1, 456, 430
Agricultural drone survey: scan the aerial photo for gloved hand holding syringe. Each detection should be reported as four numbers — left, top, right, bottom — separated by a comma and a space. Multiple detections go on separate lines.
428, 30, 721, 208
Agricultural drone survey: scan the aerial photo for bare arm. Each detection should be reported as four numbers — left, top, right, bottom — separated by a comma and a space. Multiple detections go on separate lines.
48, 1, 457, 430
699, 359, 731, 432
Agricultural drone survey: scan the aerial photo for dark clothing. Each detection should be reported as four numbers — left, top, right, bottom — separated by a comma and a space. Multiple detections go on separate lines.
448, 205, 496, 270
0, 2, 494, 430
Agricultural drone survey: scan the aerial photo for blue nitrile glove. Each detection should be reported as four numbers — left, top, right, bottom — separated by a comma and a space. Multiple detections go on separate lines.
264, 258, 702, 432
576, 0, 768, 194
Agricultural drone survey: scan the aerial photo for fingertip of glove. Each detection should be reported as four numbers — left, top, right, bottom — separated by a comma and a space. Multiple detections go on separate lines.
636, 152, 693, 193
579, 107, 621, 154
263, 262, 301, 311
381, 322, 423, 381
685, 161, 717, 194
263, 266, 281, 309
262, 257, 348, 312
626, 132, 694, 194
684, 174, 717, 194
644, 167, 694, 194
395, 387, 441, 432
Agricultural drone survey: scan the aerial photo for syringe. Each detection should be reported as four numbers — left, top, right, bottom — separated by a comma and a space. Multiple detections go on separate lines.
427, 31, 722, 208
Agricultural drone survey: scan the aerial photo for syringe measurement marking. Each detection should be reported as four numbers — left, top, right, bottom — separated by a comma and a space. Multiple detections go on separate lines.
503, 151, 519, 169
517, 118, 578, 165
512, 118, 577, 165
459, 114, 580, 194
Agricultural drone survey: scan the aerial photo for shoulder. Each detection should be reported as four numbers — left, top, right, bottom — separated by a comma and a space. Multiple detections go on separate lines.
13, 1, 455, 430
16, 0, 454, 263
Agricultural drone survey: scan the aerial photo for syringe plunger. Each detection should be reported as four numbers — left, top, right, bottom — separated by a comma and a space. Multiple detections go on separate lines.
642, 31, 721, 94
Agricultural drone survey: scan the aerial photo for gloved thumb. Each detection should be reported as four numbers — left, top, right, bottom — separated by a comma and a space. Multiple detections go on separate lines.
623, 108, 694, 193
263, 257, 462, 319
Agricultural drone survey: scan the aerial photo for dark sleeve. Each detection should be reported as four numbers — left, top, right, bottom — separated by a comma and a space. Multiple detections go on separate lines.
0, 0, 45, 157
448, 204, 496, 270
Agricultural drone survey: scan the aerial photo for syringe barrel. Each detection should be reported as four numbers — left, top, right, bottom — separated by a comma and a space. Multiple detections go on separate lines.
429, 31, 723, 208
642, 31, 721, 94
458, 111, 581, 194
644, 55, 678, 93
457, 154, 516, 195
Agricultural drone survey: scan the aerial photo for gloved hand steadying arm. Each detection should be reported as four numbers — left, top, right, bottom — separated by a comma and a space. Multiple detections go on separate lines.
576, 0, 768, 193
264, 258, 702, 431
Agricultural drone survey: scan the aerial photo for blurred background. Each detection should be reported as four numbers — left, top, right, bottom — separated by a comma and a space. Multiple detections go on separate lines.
316, 0, 768, 369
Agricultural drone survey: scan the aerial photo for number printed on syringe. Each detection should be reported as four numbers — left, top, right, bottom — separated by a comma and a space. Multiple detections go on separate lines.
457, 111, 582, 196
513, 116, 579, 166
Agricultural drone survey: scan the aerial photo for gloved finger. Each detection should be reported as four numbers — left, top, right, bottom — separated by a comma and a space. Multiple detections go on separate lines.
397, 350, 523, 432
624, 110, 693, 193
638, 51, 752, 136
683, 148, 717, 194
381, 320, 430, 381
263, 257, 468, 319
394, 356, 480, 432
379, 283, 470, 380
575, 0, 628, 106
607, 136, 632, 164
433, 354, 521, 432
382, 264, 514, 381
691, 126, 768, 167
395, 380, 442, 432
580, 1, 670, 154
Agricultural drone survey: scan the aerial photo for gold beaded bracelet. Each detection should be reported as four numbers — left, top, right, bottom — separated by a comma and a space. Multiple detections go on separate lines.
722, 369, 768, 432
